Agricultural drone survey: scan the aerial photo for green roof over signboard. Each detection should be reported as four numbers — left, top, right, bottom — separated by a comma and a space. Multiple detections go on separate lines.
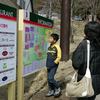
0, 3, 53, 27
0, 3, 16, 17
30, 13, 54, 28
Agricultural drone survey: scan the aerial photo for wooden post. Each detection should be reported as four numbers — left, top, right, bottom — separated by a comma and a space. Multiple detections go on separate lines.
17, 9, 24, 100
60, 0, 71, 61
8, 82, 16, 100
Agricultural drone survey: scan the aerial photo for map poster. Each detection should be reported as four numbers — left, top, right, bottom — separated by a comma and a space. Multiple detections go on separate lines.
23, 11, 53, 76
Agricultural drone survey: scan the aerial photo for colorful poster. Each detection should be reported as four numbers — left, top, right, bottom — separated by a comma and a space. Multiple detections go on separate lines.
23, 11, 53, 76
23, 23, 51, 76
0, 3, 17, 87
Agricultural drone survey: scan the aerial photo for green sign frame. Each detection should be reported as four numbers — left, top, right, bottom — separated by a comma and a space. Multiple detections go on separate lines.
0, 3, 16, 17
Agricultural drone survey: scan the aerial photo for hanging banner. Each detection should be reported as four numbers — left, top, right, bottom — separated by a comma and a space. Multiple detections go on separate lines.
23, 10, 53, 76
0, 3, 17, 87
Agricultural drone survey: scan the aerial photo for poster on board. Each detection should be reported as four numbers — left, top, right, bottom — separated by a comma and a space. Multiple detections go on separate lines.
23, 11, 53, 76
0, 3, 17, 87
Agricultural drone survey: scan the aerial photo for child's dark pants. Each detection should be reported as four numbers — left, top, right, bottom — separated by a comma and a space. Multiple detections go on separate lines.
47, 65, 59, 90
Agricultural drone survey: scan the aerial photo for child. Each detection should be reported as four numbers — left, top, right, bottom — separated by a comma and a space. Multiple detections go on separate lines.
46, 33, 61, 97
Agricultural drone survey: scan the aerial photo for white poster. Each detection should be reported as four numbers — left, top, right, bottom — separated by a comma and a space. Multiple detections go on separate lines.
0, 18, 16, 87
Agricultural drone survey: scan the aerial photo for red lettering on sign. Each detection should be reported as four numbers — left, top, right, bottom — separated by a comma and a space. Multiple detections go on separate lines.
0, 24, 8, 28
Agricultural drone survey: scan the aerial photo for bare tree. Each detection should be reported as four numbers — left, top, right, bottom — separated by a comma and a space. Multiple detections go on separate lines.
34, 0, 61, 17
72, 0, 100, 21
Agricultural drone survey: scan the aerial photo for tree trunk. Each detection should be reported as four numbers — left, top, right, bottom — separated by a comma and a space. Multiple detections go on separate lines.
60, 0, 71, 61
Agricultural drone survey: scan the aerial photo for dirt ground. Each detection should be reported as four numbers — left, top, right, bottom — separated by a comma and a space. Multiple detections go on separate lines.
32, 90, 77, 100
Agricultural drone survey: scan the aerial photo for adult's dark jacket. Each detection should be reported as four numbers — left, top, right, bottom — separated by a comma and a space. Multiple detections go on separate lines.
72, 39, 100, 95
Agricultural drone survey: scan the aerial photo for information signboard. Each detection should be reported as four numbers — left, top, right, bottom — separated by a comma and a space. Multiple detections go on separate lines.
0, 3, 17, 86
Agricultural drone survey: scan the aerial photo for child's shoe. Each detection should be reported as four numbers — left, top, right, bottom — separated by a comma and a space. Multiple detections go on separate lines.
54, 88, 61, 97
46, 90, 54, 97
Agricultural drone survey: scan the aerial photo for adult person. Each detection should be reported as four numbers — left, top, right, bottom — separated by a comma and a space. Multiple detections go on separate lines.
72, 22, 100, 100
